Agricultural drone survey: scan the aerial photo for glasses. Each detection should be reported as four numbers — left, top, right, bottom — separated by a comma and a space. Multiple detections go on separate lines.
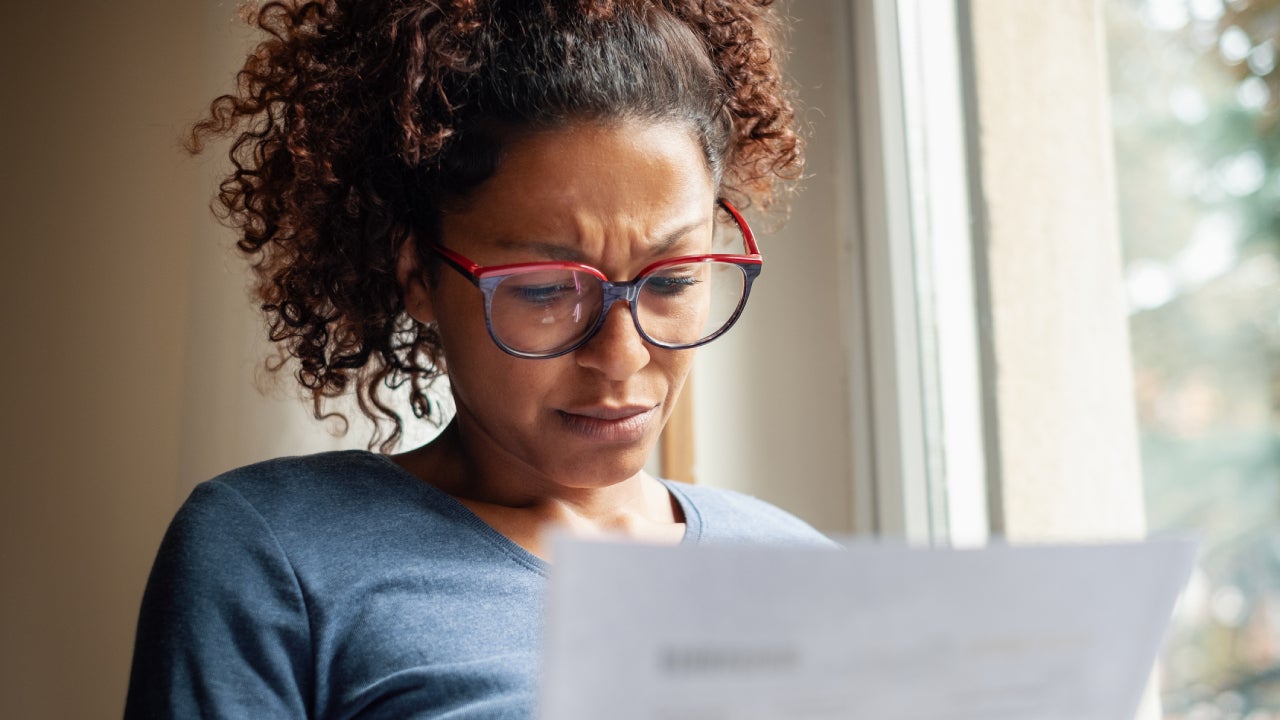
427, 199, 762, 359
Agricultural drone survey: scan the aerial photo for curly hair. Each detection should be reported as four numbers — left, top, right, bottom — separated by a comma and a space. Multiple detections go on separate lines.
190, 0, 804, 452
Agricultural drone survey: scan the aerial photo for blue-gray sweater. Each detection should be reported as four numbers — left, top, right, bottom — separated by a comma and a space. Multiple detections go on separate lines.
125, 451, 829, 719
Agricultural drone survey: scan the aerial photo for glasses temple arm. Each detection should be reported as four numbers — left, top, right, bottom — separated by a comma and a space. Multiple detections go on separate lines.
427, 243, 483, 287
718, 199, 760, 256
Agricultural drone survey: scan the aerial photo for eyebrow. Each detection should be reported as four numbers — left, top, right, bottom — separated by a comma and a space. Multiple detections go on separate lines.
648, 219, 711, 257
491, 218, 711, 263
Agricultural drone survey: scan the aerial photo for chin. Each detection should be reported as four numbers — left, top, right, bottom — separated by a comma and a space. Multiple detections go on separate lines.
554, 449, 654, 488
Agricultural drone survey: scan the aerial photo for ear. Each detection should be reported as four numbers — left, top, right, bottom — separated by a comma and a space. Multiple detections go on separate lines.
397, 237, 436, 325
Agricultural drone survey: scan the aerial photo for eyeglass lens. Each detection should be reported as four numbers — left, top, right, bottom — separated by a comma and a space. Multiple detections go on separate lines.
487, 259, 748, 356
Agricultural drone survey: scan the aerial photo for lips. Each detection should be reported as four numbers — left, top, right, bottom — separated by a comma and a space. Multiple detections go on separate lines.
556, 404, 659, 442
563, 404, 655, 421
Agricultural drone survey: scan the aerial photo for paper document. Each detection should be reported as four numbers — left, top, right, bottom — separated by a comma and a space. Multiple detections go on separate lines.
539, 537, 1196, 720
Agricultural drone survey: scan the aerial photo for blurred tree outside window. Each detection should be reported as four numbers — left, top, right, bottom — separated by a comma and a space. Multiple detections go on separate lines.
1105, 0, 1280, 716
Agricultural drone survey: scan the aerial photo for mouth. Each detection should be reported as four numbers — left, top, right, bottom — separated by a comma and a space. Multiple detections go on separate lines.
556, 405, 659, 442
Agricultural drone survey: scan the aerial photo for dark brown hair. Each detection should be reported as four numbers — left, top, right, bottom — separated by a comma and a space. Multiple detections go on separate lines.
190, 0, 804, 451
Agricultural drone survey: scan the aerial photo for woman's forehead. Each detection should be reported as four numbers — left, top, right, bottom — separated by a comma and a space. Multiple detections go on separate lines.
441, 120, 717, 250
476, 122, 712, 203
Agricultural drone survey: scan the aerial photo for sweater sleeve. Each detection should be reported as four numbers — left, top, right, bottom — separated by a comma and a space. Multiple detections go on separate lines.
125, 480, 313, 719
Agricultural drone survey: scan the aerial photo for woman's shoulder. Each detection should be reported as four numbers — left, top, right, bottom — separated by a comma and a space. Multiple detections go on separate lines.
131, 451, 536, 718
662, 480, 835, 547
195, 449, 423, 520
207, 448, 407, 496
171, 450, 462, 564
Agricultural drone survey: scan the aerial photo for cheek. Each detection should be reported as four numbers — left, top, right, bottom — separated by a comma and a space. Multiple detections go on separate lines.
431, 280, 488, 351
432, 288, 502, 390
658, 350, 696, 399
434, 295, 562, 411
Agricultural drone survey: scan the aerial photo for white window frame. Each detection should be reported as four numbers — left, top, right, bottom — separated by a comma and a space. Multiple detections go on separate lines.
846, 0, 990, 546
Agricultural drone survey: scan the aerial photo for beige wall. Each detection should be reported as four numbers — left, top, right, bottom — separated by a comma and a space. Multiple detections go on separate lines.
1, 5, 202, 717
964, 0, 1147, 543
962, 2, 1152, 714
692, 0, 858, 535
0, 4, 363, 717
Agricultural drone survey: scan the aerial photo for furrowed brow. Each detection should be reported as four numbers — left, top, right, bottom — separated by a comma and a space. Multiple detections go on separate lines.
490, 217, 712, 262
491, 239, 585, 263
649, 218, 711, 258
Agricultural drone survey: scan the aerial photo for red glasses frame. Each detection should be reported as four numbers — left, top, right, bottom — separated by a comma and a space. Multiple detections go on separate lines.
426, 199, 762, 359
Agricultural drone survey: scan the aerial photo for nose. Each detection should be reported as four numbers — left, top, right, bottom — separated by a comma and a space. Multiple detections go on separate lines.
574, 301, 650, 381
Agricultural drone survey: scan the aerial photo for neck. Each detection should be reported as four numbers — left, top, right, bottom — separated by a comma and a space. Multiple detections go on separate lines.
392, 419, 683, 550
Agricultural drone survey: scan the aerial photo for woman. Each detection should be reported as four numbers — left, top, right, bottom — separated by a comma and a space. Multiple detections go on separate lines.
126, 1, 828, 717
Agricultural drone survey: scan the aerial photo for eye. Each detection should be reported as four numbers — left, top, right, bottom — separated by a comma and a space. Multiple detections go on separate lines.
644, 273, 702, 297
510, 282, 578, 304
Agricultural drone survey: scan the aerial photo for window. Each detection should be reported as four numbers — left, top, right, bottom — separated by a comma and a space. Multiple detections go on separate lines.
1107, 0, 1280, 715
874, 0, 1280, 716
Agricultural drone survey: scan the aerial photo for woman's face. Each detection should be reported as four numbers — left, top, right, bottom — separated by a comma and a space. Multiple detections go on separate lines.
412, 120, 717, 491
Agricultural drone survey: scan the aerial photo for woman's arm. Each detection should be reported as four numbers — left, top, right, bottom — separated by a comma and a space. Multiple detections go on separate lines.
125, 481, 313, 719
